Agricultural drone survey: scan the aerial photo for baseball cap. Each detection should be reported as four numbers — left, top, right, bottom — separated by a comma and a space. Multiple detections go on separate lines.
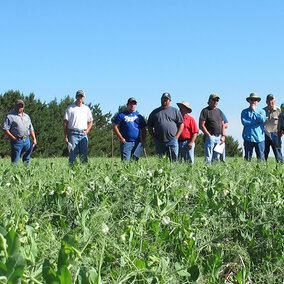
76, 90, 85, 97
266, 94, 275, 100
209, 93, 220, 100
16, 99, 25, 106
161, 92, 171, 100
127, 97, 137, 104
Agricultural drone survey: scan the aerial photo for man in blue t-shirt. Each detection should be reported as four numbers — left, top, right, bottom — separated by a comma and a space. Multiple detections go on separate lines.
113, 98, 146, 161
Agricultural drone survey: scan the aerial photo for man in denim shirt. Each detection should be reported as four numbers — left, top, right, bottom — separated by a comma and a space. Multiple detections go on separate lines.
241, 93, 266, 161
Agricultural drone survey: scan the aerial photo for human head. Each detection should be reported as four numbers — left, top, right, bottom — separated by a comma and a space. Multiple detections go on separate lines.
127, 97, 137, 112
76, 90, 85, 98
281, 103, 284, 114
15, 99, 25, 113
177, 101, 192, 115
266, 94, 275, 109
208, 93, 220, 109
161, 92, 171, 108
246, 93, 261, 103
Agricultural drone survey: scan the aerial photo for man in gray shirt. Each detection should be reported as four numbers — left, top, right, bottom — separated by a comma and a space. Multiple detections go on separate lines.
148, 92, 184, 161
2, 99, 37, 166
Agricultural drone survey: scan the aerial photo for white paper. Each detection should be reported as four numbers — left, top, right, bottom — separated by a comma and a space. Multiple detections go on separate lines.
68, 142, 73, 153
133, 142, 143, 158
214, 142, 225, 154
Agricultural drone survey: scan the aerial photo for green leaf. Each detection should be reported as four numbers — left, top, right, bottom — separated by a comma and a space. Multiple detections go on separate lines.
42, 259, 57, 283
57, 265, 72, 284
6, 230, 20, 256
135, 259, 146, 270
6, 253, 25, 283
188, 265, 200, 281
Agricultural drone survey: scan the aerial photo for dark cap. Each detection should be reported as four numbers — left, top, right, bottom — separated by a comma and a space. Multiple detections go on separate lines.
127, 97, 137, 104
161, 92, 171, 100
16, 99, 25, 106
266, 94, 275, 100
76, 90, 85, 97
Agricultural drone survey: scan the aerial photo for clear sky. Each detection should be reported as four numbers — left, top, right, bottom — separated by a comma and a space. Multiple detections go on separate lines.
1, 0, 284, 145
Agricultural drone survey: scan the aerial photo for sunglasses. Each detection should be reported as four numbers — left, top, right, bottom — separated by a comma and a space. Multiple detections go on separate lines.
249, 99, 259, 102
212, 98, 219, 102
129, 101, 137, 105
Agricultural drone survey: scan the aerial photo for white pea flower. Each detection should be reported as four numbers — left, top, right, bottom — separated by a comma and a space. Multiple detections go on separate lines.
49, 190, 55, 195
147, 170, 153, 177
102, 224, 109, 234
5, 182, 11, 187
99, 185, 102, 189
185, 194, 189, 199
79, 202, 83, 208
190, 232, 196, 241
161, 216, 171, 225
158, 169, 163, 174
120, 234, 126, 242
124, 177, 128, 181
66, 186, 72, 195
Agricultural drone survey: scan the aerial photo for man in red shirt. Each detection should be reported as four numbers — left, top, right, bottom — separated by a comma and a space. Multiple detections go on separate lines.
177, 101, 199, 163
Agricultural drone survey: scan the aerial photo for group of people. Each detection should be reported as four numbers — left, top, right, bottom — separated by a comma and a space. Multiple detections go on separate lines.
2, 90, 284, 166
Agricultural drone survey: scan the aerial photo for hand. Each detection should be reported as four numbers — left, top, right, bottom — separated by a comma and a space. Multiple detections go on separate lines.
33, 138, 37, 146
83, 130, 88, 135
220, 135, 225, 144
120, 138, 126, 144
251, 105, 256, 112
64, 136, 69, 144
188, 141, 193, 149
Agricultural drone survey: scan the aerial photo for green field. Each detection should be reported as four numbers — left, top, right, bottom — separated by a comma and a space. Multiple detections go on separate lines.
0, 157, 283, 283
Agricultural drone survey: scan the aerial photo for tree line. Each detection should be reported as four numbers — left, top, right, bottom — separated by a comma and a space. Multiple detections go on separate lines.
0, 90, 242, 158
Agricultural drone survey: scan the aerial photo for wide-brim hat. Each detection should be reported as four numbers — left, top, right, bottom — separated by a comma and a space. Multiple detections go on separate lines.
177, 101, 192, 113
246, 93, 261, 102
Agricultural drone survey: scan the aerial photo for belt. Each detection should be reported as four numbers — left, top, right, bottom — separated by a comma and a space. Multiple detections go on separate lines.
16, 135, 29, 140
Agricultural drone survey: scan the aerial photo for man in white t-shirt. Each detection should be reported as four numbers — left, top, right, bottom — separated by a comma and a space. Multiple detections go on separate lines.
64, 90, 93, 165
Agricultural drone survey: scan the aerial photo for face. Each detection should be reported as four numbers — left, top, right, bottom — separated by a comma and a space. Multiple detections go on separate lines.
208, 98, 219, 108
161, 97, 171, 108
249, 98, 259, 107
179, 105, 188, 115
127, 100, 137, 112
76, 94, 85, 103
266, 98, 275, 108
15, 104, 24, 113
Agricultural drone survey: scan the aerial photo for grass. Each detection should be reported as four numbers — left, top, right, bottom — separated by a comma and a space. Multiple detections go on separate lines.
0, 157, 283, 283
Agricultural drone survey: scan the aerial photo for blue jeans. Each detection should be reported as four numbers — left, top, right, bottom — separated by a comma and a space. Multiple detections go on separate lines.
155, 137, 178, 161
10, 137, 33, 166
264, 132, 283, 163
244, 139, 265, 161
120, 141, 139, 161
178, 140, 195, 163
204, 135, 222, 165
68, 130, 88, 166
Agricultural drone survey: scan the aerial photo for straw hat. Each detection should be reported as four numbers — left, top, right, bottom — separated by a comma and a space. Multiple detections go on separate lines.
176, 101, 192, 113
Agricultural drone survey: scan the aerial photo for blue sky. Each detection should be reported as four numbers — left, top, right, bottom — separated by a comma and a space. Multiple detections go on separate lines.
1, 0, 284, 145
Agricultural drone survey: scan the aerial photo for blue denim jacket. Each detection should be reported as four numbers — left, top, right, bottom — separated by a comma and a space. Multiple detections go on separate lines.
241, 107, 266, 142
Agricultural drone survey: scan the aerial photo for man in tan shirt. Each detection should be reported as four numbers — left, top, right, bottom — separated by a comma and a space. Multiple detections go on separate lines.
263, 94, 283, 163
